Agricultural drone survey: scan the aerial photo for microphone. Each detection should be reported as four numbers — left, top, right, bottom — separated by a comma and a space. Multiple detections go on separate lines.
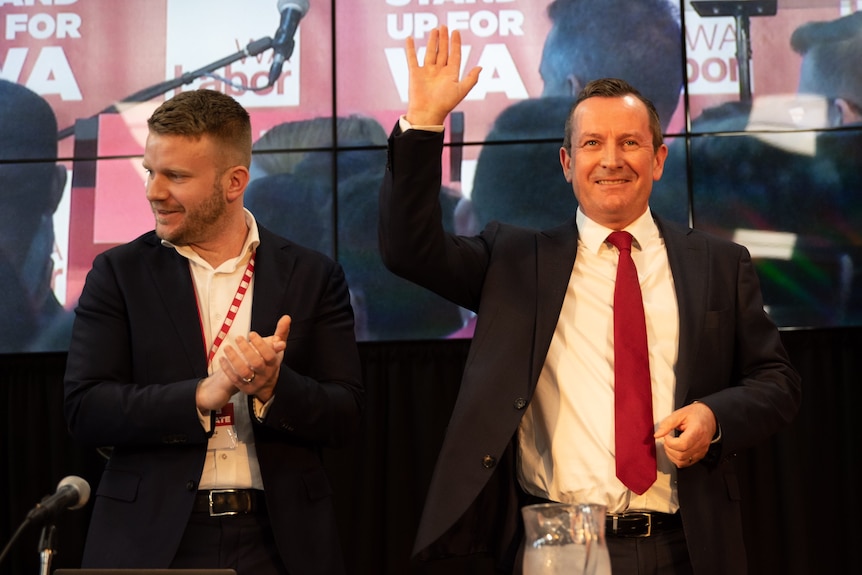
25, 476, 91, 525
268, 0, 310, 86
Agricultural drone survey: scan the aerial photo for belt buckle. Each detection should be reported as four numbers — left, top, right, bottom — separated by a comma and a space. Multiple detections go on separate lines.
632, 512, 652, 538
208, 488, 240, 517
612, 512, 652, 537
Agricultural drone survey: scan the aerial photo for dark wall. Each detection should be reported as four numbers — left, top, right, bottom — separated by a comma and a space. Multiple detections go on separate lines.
1, 329, 858, 574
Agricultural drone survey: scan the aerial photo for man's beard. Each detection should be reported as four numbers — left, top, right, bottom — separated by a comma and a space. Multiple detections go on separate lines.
157, 181, 227, 246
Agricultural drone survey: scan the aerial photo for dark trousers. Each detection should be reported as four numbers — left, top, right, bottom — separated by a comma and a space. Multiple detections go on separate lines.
606, 527, 693, 575
170, 507, 288, 575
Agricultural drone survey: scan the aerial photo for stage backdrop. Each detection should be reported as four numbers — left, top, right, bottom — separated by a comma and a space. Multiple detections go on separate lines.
2, 0, 861, 352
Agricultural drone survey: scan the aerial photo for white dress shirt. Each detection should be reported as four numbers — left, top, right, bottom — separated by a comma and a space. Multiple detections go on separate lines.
518, 207, 681, 514
163, 208, 264, 490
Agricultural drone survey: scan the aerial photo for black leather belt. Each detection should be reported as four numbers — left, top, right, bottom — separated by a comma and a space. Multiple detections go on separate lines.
193, 489, 265, 516
606, 511, 683, 538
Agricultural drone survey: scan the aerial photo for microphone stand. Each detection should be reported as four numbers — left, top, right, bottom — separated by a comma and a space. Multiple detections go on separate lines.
690, 1, 777, 104
57, 36, 274, 140
37, 524, 56, 575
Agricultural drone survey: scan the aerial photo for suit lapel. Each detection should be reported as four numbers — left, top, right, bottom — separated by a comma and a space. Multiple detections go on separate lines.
531, 218, 579, 386
137, 229, 295, 380
250, 228, 295, 337
657, 217, 708, 406
142, 237, 208, 375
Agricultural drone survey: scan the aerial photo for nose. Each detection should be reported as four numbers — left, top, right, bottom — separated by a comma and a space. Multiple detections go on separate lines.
145, 173, 167, 201
601, 145, 623, 168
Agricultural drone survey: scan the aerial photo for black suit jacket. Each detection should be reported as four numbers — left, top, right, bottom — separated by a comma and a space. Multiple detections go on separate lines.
64, 225, 363, 575
379, 126, 801, 574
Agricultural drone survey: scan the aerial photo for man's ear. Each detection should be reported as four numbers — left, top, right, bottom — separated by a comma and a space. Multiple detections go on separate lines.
225, 165, 250, 202
560, 146, 574, 183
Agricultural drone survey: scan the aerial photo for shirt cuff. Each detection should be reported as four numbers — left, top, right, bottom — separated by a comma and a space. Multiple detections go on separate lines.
710, 425, 723, 444
198, 408, 212, 432
399, 115, 444, 133
253, 395, 274, 422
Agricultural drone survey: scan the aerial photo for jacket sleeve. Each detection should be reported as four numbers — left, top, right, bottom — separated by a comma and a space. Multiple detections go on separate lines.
64, 246, 210, 448
378, 123, 489, 312
690, 240, 802, 462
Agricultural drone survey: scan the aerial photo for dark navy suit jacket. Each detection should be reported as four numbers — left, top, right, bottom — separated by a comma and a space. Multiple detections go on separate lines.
379, 126, 801, 574
64, 225, 363, 575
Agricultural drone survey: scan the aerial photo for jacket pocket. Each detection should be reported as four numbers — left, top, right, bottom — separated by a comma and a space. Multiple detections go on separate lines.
96, 467, 141, 503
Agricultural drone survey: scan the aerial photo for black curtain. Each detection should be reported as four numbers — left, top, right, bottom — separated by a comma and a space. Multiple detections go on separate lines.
1, 329, 858, 575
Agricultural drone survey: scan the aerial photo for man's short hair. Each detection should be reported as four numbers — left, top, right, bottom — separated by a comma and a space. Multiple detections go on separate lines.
147, 89, 252, 168
564, 78, 664, 152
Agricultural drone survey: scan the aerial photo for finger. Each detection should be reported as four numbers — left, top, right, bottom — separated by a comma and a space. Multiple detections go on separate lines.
665, 446, 688, 468
462, 66, 483, 92
654, 411, 683, 439
424, 27, 439, 67
662, 441, 682, 460
245, 332, 274, 366
448, 28, 461, 73
406, 36, 418, 70
217, 356, 243, 388
437, 25, 449, 67
653, 419, 676, 440
223, 343, 256, 382
663, 433, 692, 454
233, 335, 265, 372
273, 315, 291, 344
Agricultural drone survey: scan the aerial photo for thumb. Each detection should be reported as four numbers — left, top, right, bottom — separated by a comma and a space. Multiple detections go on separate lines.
461, 66, 482, 93
274, 315, 291, 343
654, 411, 682, 439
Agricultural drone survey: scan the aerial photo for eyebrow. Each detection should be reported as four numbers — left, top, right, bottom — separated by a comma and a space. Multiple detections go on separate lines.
579, 131, 647, 141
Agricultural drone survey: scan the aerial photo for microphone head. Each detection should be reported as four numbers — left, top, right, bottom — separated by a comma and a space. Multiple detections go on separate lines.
277, 0, 310, 15
57, 475, 91, 510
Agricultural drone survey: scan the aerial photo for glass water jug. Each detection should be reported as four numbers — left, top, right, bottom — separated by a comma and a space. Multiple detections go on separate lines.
521, 502, 612, 575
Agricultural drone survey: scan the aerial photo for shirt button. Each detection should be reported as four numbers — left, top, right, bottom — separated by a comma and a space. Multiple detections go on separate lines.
482, 455, 497, 469
513, 397, 527, 410
221, 453, 228, 460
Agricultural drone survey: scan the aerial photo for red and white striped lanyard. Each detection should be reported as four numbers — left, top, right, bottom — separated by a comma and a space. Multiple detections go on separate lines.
199, 251, 256, 366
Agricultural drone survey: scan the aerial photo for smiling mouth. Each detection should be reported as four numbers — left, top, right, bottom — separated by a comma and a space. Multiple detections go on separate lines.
596, 179, 630, 185
152, 204, 180, 216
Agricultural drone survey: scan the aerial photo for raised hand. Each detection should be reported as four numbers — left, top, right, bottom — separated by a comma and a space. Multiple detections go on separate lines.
405, 25, 482, 126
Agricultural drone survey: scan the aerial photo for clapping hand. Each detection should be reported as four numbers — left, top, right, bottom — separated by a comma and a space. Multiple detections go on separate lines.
196, 315, 291, 412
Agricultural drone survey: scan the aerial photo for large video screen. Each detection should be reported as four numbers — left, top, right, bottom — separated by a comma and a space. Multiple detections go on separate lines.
1, 0, 860, 354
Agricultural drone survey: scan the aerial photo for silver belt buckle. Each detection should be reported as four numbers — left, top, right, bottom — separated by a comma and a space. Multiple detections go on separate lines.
634, 512, 652, 537
208, 488, 240, 517
612, 512, 653, 537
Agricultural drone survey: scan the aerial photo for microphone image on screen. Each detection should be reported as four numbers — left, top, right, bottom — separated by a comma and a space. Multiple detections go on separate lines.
268, 0, 311, 86
25, 475, 91, 526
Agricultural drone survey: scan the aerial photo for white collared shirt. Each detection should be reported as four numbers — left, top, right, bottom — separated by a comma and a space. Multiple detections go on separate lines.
163, 208, 264, 490
518, 207, 681, 514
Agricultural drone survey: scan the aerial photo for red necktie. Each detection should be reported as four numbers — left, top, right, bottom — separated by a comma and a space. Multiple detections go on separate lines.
607, 231, 656, 495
